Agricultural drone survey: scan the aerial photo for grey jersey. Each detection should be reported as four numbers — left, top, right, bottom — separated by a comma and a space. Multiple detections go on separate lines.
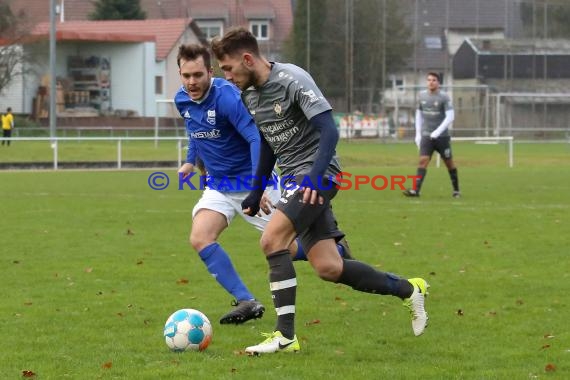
418, 90, 453, 137
242, 62, 342, 179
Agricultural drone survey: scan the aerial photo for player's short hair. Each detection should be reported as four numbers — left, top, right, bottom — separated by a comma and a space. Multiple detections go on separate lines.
427, 72, 441, 82
211, 27, 260, 60
177, 44, 211, 69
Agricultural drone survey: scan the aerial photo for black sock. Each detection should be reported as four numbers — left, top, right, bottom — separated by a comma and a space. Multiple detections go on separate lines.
267, 250, 296, 339
415, 168, 427, 192
337, 259, 413, 299
449, 168, 459, 191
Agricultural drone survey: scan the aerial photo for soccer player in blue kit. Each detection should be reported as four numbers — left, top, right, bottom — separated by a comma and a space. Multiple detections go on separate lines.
174, 44, 351, 325
212, 29, 430, 354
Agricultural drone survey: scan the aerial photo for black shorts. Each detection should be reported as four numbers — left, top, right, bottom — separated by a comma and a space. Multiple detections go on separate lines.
276, 175, 345, 253
420, 135, 453, 160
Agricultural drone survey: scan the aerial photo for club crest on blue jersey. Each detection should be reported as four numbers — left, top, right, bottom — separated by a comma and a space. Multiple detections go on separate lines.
183, 110, 191, 119
273, 102, 284, 118
207, 109, 216, 125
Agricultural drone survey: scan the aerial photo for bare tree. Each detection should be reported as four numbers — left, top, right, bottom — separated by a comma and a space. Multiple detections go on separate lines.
0, 1, 36, 94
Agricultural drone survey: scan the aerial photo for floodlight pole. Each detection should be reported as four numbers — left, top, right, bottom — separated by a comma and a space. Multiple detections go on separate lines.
49, 0, 57, 143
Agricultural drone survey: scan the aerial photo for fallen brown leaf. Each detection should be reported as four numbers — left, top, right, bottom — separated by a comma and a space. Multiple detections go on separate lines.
102, 361, 112, 369
126, 229, 134, 235
22, 370, 36, 377
456, 309, 464, 316
540, 344, 550, 350
177, 278, 189, 285
545, 363, 556, 372
305, 319, 321, 326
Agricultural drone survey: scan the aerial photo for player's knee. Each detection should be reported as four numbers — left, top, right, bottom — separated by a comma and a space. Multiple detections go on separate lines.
260, 234, 277, 254
419, 157, 430, 167
189, 233, 213, 252
313, 261, 342, 282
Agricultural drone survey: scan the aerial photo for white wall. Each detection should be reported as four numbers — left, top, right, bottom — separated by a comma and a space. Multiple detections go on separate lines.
0, 44, 46, 114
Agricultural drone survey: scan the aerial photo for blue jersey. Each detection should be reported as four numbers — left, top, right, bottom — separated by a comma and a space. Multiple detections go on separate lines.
174, 78, 260, 192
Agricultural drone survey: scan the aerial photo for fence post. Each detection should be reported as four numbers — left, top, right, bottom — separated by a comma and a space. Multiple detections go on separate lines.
117, 139, 122, 169
178, 139, 182, 168
52, 140, 58, 170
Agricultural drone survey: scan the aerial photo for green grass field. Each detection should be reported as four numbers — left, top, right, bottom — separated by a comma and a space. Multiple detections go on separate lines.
1, 142, 569, 379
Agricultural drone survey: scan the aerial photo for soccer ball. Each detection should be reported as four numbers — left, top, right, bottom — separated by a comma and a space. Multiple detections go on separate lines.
163, 308, 212, 351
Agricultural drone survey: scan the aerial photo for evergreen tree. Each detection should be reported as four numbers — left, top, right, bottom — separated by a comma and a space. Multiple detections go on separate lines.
89, 0, 147, 20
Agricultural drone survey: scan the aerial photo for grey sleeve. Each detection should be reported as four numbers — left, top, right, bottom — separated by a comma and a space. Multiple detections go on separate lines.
288, 73, 332, 120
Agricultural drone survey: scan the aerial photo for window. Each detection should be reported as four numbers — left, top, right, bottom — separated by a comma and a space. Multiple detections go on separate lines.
249, 20, 269, 40
385, 76, 404, 90
196, 20, 223, 41
155, 76, 163, 95
424, 36, 442, 49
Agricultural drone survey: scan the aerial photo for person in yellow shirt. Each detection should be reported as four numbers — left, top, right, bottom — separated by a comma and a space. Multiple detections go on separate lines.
2, 107, 14, 146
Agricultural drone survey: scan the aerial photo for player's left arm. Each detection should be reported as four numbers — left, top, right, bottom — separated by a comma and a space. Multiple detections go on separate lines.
308, 110, 338, 189
290, 72, 336, 203
430, 94, 454, 139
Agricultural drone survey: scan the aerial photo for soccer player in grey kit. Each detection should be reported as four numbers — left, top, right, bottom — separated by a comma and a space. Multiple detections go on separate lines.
212, 28, 430, 355
403, 72, 460, 198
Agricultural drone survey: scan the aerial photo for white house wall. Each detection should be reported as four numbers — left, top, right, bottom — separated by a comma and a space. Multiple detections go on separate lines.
0, 61, 25, 113
0, 44, 41, 114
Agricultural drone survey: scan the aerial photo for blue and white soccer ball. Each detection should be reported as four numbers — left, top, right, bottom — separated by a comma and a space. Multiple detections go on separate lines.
163, 308, 212, 351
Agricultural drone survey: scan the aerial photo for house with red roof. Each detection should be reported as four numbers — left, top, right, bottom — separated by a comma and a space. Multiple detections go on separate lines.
11, 0, 293, 60
2, 0, 293, 118
0, 18, 204, 117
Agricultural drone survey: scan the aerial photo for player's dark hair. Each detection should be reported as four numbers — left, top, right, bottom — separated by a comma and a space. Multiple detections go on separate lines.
177, 44, 211, 69
211, 27, 260, 60
427, 71, 441, 82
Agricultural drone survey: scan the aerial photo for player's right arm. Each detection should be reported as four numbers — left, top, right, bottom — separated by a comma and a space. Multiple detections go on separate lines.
178, 138, 197, 178
415, 108, 423, 148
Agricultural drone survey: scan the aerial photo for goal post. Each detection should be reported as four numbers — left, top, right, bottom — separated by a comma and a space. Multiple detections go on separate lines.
435, 136, 514, 168
492, 92, 570, 139
154, 99, 183, 147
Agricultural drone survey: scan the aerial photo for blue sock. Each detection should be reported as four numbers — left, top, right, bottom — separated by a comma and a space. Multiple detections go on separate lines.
198, 243, 254, 301
292, 238, 346, 261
